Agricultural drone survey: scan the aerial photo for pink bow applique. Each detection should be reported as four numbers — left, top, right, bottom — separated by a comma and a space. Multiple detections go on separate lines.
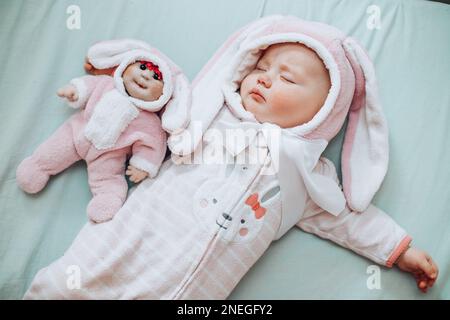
245, 193, 266, 219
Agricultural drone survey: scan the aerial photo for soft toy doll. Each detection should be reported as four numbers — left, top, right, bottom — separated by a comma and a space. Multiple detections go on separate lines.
16, 39, 190, 223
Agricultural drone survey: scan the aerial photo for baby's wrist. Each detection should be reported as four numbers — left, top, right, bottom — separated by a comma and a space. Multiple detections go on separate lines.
395, 245, 412, 265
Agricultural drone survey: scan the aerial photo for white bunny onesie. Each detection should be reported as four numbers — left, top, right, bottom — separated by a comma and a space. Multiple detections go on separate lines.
24, 16, 412, 300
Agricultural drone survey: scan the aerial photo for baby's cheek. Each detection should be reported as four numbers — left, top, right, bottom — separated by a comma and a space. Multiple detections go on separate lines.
269, 89, 299, 113
240, 74, 256, 94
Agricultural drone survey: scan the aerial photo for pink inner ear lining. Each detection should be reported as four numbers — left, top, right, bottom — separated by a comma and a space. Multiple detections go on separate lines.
341, 102, 362, 207
341, 46, 367, 208
302, 40, 355, 142
344, 45, 366, 113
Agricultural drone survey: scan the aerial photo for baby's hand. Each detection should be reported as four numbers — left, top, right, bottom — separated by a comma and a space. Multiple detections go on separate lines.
126, 165, 148, 183
57, 84, 78, 102
395, 247, 438, 293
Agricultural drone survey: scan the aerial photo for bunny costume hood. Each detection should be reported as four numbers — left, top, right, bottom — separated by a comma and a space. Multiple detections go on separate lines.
169, 15, 389, 239
82, 39, 190, 149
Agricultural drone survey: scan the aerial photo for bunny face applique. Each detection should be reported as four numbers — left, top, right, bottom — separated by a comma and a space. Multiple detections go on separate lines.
217, 182, 281, 244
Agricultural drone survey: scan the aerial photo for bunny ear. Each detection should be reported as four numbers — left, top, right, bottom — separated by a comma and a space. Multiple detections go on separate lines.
87, 39, 152, 69
161, 72, 191, 133
341, 37, 389, 212
168, 15, 285, 155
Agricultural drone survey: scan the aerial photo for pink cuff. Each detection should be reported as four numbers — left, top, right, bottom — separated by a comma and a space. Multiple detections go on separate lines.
386, 235, 412, 268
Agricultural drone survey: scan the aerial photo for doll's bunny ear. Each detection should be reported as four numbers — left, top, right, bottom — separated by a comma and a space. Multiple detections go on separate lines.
87, 39, 152, 69
168, 15, 285, 155
146, 47, 192, 134
341, 37, 389, 212
160, 72, 191, 133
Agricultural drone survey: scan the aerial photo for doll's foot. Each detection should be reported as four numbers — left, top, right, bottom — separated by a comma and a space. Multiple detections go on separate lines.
16, 157, 50, 194
87, 194, 123, 223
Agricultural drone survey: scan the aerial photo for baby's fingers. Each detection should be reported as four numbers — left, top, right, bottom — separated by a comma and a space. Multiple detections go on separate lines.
413, 273, 427, 292
418, 257, 435, 279
427, 256, 439, 280
428, 277, 436, 288
418, 279, 427, 289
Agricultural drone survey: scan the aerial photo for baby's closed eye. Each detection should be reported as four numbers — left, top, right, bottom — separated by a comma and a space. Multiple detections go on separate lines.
281, 75, 296, 84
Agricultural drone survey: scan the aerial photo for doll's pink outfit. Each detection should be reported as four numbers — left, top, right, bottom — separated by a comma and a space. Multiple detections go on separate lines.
16, 39, 191, 222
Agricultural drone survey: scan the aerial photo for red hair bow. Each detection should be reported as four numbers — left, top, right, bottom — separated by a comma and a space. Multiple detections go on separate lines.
138, 60, 163, 80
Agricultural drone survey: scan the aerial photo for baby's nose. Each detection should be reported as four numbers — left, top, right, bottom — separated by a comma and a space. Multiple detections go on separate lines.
257, 74, 271, 88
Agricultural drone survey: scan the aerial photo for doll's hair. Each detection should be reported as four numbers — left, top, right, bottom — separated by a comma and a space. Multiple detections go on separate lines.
137, 60, 163, 80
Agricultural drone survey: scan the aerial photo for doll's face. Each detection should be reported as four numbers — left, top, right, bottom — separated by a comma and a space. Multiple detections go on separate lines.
122, 61, 164, 102
240, 43, 331, 128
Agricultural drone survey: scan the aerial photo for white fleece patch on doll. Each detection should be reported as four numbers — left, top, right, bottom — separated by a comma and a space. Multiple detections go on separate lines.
84, 89, 139, 150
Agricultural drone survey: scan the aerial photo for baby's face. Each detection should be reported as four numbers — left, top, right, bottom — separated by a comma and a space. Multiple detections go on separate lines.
122, 62, 164, 102
240, 43, 331, 128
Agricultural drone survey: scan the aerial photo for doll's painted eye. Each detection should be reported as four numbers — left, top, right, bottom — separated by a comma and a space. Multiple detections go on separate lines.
140, 64, 147, 70
153, 73, 160, 80
241, 219, 245, 224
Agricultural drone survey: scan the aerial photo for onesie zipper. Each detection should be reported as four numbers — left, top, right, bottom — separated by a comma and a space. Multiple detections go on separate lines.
171, 150, 269, 299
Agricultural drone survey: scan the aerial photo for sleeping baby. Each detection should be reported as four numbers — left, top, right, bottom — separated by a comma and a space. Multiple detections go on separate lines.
24, 16, 438, 299
238, 42, 439, 293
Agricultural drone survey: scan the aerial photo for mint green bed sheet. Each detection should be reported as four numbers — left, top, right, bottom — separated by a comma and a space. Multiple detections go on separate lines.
0, 0, 448, 299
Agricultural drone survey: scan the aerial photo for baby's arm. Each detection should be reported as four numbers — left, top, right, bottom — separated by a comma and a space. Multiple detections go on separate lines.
56, 75, 98, 109
297, 157, 438, 292
127, 117, 167, 183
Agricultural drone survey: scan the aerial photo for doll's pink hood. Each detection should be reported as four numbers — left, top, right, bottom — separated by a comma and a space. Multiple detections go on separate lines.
169, 15, 389, 238
87, 39, 191, 133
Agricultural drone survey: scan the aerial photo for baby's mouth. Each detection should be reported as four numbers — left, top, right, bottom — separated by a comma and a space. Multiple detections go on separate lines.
249, 88, 265, 102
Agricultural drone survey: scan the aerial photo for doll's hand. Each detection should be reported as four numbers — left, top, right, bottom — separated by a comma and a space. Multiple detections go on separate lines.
395, 247, 438, 293
57, 84, 78, 102
126, 165, 149, 183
